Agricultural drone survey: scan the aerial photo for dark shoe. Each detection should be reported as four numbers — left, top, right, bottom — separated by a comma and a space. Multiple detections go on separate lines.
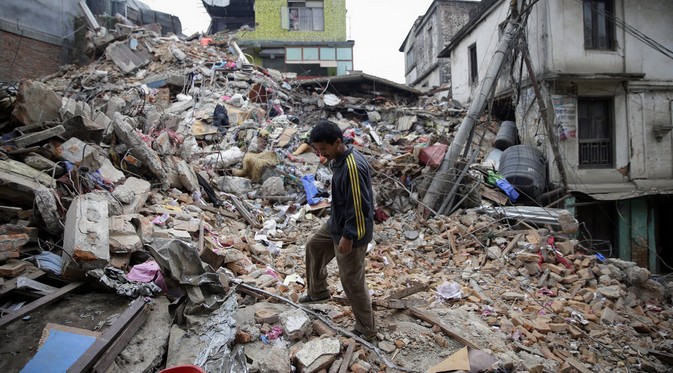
298, 294, 330, 304
352, 329, 377, 342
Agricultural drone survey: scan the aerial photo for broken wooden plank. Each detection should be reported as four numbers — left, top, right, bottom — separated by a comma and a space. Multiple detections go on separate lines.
648, 349, 673, 365
226, 194, 261, 229
67, 297, 148, 373
501, 233, 523, 257
385, 281, 428, 300
90, 302, 150, 373
563, 356, 593, 373
338, 339, 356, 373
469, 278, 493, 304
193, 202, 239, 220
409, 307, 480, 350
0, 281, 83, 328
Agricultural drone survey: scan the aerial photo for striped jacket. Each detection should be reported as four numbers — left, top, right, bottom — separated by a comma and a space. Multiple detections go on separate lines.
328, 146, 374, 247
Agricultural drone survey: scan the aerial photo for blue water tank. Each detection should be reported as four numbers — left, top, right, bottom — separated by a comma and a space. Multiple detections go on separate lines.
493, 120, 518, 150
498, 145, 546, 200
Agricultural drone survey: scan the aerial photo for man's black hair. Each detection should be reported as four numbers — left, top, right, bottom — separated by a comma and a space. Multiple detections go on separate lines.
309, 119, 343, 144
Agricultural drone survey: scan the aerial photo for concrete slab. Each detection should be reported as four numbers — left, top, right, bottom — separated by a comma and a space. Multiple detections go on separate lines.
62, 193, 110, 274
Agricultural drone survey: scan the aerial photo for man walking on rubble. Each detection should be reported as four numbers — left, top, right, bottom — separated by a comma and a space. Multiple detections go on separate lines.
299, 119, 377, 341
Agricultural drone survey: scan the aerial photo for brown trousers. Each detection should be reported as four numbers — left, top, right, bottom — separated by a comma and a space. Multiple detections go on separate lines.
305, 223, 375, 336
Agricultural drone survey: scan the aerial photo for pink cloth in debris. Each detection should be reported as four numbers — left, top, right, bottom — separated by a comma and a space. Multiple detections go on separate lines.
126, 260, 168, 293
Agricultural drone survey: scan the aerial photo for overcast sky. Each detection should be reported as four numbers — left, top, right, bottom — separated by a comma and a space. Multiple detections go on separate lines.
141, 0, 436, 83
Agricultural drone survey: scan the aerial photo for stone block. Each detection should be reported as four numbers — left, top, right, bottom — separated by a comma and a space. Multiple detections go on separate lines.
296, 337, 341, 368
106, 40, 151, 74
109, 215, 142, 253
280, 308, 311, 341
23, 153, 65, 177
112, 112, 168, 189
34, 185, 62, 235
60, 97, 92, 120
116, 177, 151, 214
175, 158, 199, 193
62, 194, 110, 273
254, 307, 280, 324
11, 80, 61, 126
58, 137, 125, 184
62, 115, 105, 143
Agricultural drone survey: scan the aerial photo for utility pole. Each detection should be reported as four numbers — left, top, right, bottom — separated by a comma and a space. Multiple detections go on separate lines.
518, 36, 569, 191
421, 12, 522, 216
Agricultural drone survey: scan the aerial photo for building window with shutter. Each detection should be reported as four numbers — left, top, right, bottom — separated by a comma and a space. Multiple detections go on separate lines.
583, 0, 615, 50
578, 97, 614, 168
468, 43, 478, 85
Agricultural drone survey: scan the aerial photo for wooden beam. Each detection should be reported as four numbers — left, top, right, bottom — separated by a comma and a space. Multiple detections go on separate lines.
0, 281, 83, 328
67, 297, 148, 373
90, 303, 150, 373
385, 281, 428, 300
338, 340, 356, 373
408, 307, 480, 350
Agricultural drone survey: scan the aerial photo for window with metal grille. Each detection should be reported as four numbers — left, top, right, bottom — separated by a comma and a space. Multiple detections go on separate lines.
583, 0, 615, 49
468, 43, 478, 85
578, 97, 613, 168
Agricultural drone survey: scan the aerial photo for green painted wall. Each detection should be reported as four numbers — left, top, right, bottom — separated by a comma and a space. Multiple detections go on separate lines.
240, 0, 347, 42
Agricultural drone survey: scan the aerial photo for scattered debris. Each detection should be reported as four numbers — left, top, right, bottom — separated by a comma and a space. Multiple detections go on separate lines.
0, 20, 670, 373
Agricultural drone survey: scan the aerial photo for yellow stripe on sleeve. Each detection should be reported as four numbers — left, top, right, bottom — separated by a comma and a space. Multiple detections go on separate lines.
346, 154, 365, 239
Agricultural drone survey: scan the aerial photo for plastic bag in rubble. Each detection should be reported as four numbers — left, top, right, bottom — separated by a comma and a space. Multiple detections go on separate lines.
301, 174, 322, 205
436, 281, 463, 301
204, 147, 244, 167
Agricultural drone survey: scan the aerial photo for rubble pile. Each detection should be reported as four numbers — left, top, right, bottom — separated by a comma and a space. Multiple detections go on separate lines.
0, 26, 671, 373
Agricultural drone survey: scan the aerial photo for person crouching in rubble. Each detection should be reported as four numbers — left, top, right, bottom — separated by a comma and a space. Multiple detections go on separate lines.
299, 119, 377, 341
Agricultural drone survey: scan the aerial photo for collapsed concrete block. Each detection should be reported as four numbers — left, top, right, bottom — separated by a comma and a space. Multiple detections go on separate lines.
112, 113, 169, 189
215, 176, 252, 195
0, 159, 56, 207
11, 80, 62, 126
109, 215, 142, 253
58, 137, 125, 184
261, 176, 285, 196
34, 185, 63, 236
60, 97, 92, 121
279, 308, 311, 341
62, 194, 110, 273
105, 96, 127, 118
175, 158, 199, 193
91, 190, 123, 216
296, 338, 340, 372
106, 40, 151, 74
14, 125, 65, 148
153, 131, 174, 155
62, 115, 105, 143
113, 177, 151, 215
23, 153, 65, 178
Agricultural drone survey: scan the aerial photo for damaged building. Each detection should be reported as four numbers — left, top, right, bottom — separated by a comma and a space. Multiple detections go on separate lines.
0, 1, 673, 372
203, 0, 354, 78
438, 0, 673, 273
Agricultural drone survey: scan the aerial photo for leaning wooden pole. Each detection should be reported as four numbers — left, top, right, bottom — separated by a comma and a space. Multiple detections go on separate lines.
422, 17, 522, 216
518, 37, 569, 191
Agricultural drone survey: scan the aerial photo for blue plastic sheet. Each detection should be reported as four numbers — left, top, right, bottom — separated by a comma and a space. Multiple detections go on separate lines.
301, 174, 322, 205
496, 178, 519, 202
